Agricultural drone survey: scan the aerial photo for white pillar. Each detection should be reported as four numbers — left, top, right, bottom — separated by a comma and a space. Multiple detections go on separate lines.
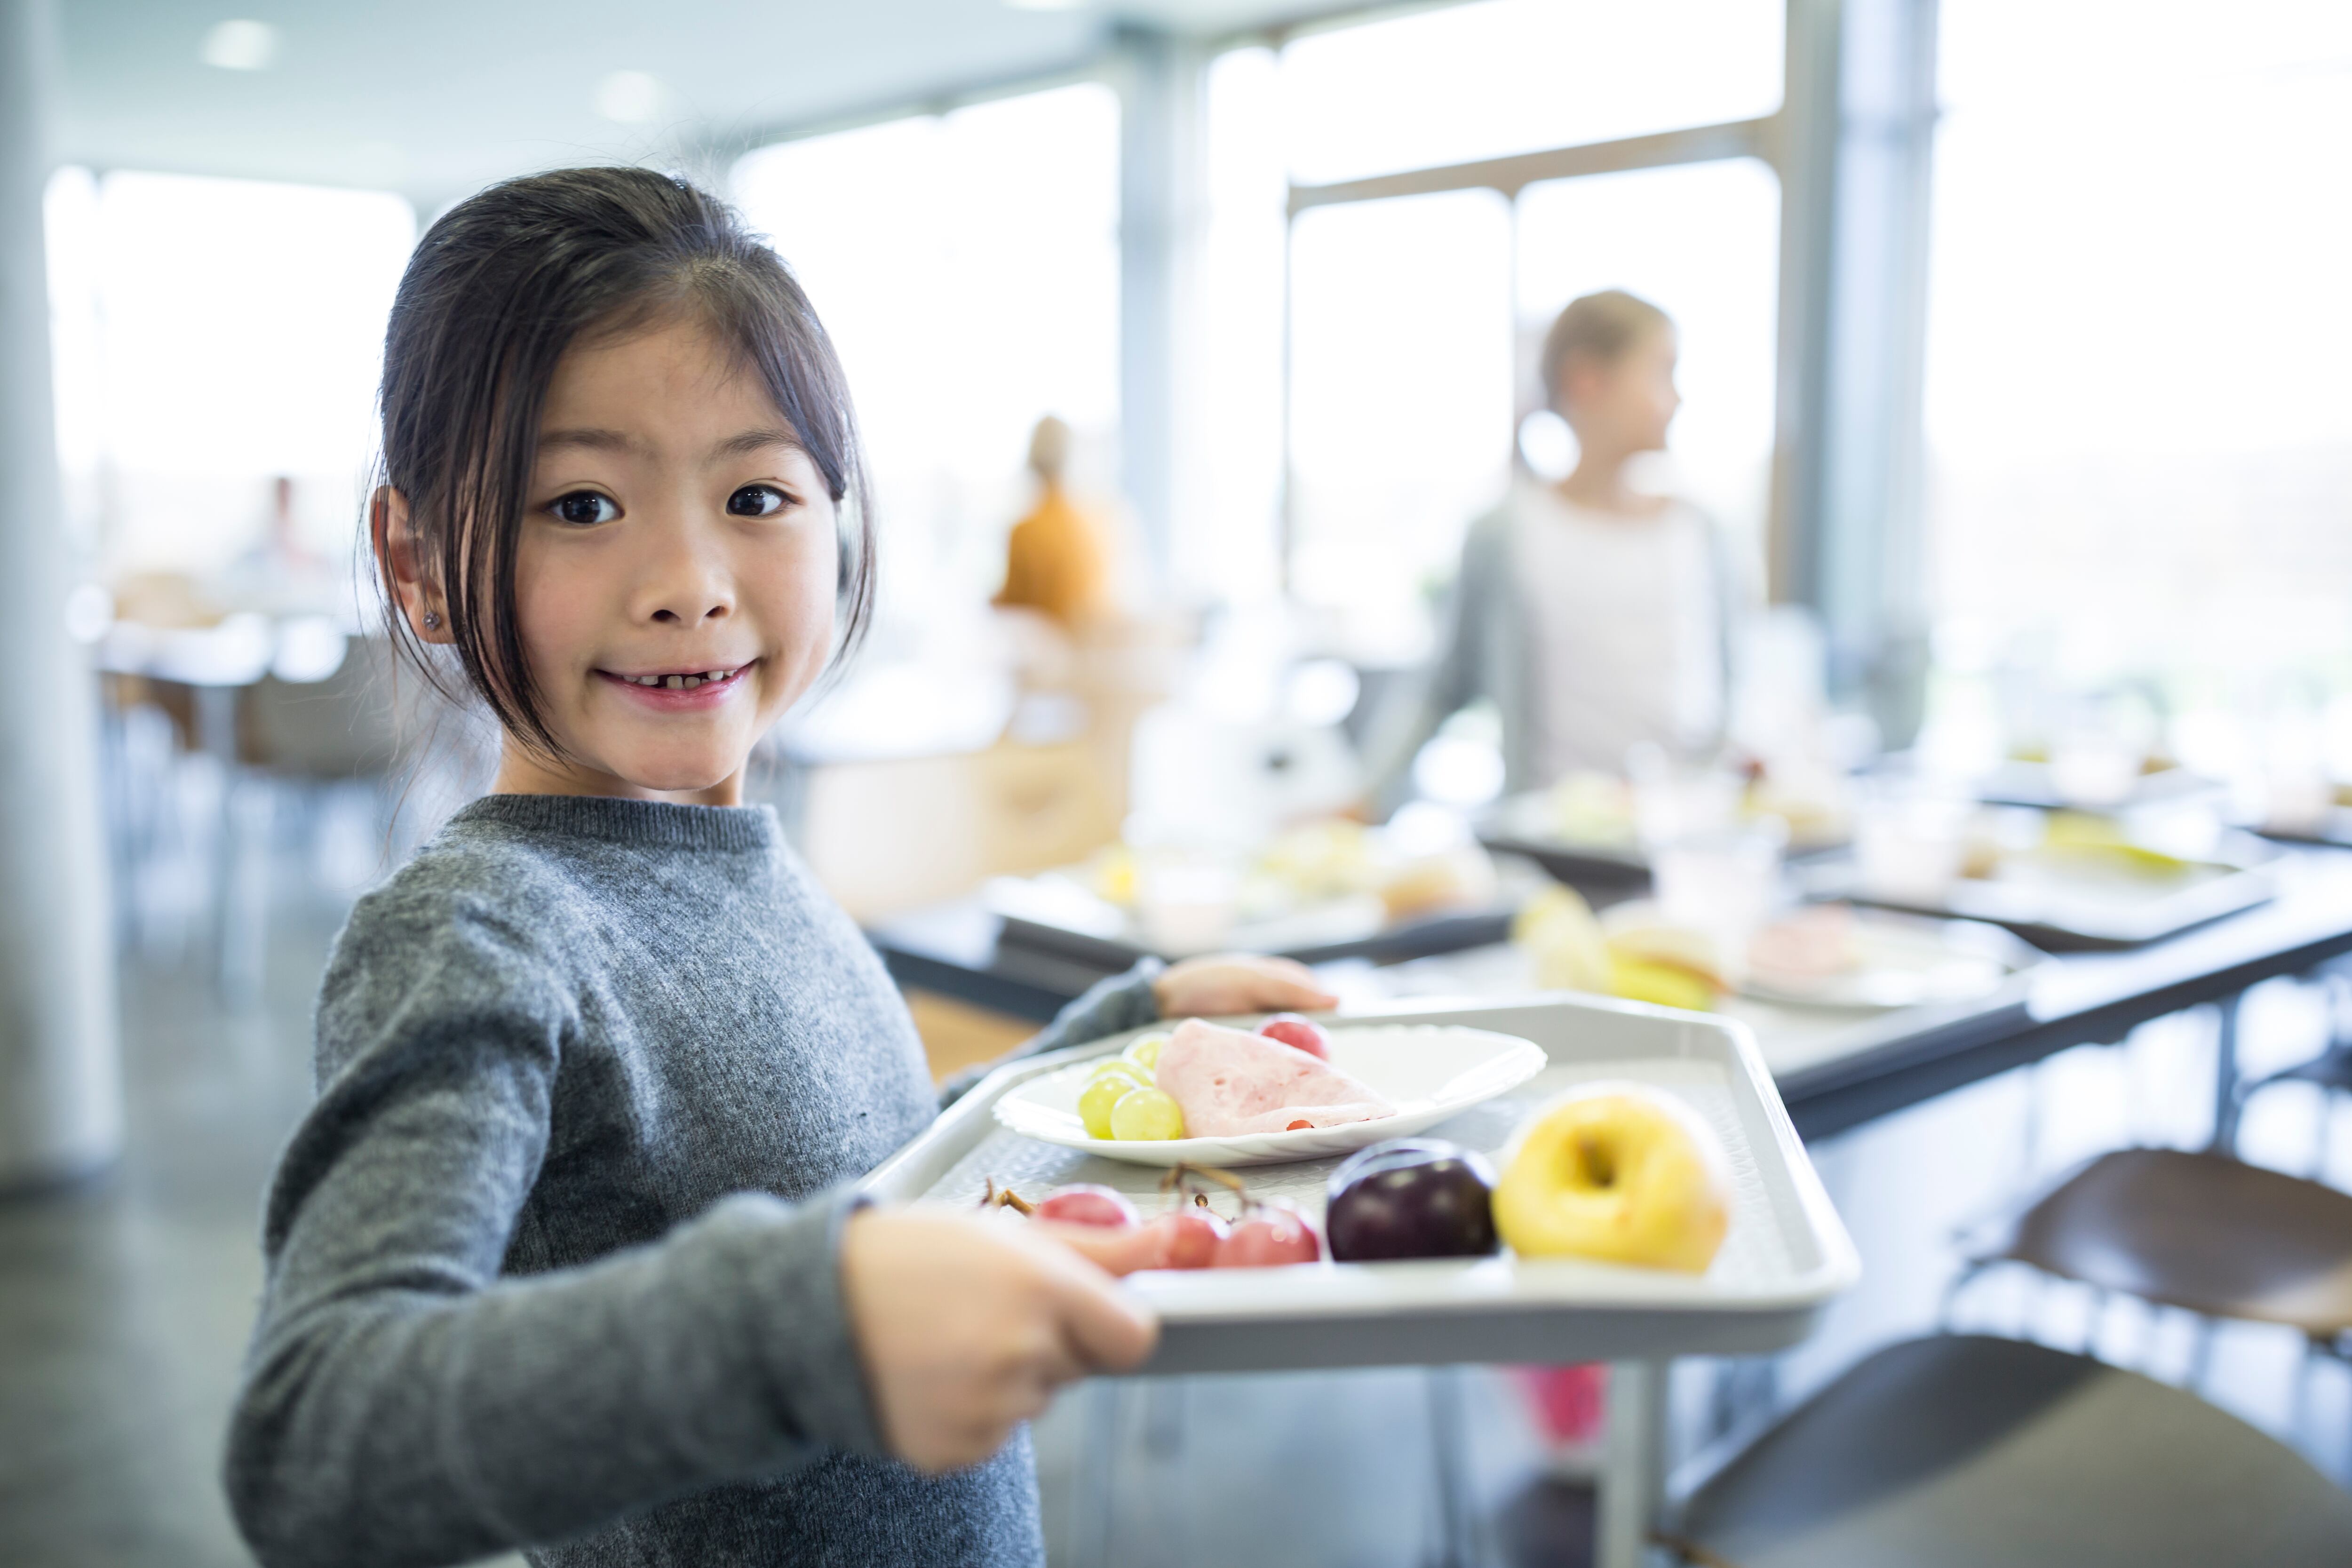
1769, 0, 1941, 744
1116, 25, 1208, 583
0, 0, 120, 1188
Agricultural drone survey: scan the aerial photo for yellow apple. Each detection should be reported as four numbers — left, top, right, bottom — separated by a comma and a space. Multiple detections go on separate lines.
1493, 1083, 1732, 1273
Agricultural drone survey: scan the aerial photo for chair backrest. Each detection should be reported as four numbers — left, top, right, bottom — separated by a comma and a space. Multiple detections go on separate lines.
239, 637, 405, 780
1674, 1334, 2352, 1568
1981, 1146, 2352, 1335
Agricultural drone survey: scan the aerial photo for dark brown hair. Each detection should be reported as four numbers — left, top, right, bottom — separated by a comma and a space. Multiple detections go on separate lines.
370, 166, 873, 755
1538, 288, 1672, 413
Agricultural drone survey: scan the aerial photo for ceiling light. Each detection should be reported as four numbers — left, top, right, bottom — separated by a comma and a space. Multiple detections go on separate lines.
594, 71, 665, 125
199, 19, 279, 71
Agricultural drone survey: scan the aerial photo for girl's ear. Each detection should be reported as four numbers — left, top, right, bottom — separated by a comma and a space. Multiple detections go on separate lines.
373, 486, 454, 645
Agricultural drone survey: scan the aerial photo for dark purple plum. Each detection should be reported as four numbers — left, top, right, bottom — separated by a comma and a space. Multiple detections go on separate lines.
1324, 1138, 1499, 1261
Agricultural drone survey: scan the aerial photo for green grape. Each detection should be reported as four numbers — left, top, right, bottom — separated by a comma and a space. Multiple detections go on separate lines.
1123, 1032, 1171, 1072
1088, 1058, 1147, 1086
1078, 1074, 1136, 1138
1109, 1087, 1186, 1141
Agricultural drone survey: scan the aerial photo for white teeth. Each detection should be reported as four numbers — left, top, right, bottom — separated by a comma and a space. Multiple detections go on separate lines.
620, 666, 736, 688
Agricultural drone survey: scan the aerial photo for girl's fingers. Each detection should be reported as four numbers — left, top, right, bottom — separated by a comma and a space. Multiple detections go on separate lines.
1022, 1246, 1158, 1371
1055, 1278, 1158, 1373
1036, 1220, 1168, 1277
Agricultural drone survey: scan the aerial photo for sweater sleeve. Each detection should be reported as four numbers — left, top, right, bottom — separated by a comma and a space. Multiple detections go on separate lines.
936, 958, 1165, 1108
224, 892, 881, 1568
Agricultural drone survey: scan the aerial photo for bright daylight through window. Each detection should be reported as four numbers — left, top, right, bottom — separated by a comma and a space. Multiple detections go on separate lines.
44, 170, 414, 589
1208, 0, 1784, 666
1920, 0, 2352, 785
732, 83, 1121, 708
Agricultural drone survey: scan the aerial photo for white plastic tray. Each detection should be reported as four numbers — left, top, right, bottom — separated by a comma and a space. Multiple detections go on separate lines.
861, 994, 1859, 1375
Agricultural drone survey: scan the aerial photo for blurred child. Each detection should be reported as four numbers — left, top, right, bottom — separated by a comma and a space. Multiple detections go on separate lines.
1367, 290, 1740, 809
224, 167, 1332, 1568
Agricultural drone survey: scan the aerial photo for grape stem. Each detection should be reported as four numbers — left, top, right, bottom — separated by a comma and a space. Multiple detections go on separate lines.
980, 1178, 1036, 1216
1159, 1161, 1258, 1216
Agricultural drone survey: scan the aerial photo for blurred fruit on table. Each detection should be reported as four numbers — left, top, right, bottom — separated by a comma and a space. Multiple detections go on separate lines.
1598, 902, 1728, 1012
2032, 810, 2195, 880
1513, 883, 1612, 994
1512, 887, 1731, 1011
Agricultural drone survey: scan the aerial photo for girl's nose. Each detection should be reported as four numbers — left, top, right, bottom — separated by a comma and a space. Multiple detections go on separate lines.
637, 528, 734, 626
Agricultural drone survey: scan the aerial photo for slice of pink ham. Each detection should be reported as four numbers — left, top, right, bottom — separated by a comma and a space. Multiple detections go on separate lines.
1154, 1019, 1395, 1137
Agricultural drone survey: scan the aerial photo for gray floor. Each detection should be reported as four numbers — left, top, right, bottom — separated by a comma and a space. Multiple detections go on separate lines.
5, 761, 2348, 1566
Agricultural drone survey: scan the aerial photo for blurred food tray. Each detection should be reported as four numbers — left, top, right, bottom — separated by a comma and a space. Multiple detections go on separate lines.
1811, 844, 2280, 951
1739, 907, 2045, 1010
1478, 790, 1847, 893
1957, 758, 2227, 814
993, 905, 1517, 973
862, 996, 1859, 1375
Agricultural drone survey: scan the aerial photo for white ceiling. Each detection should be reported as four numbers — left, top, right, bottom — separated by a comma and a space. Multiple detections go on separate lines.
55, 0, 1362, 207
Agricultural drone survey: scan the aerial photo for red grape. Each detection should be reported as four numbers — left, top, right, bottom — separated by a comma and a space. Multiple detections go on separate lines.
1033, 1184, 1138, 1228
1214, 1199, 1323, 1267
1258, 1013, 1330, 1060
1144, 1207, 1229, 1269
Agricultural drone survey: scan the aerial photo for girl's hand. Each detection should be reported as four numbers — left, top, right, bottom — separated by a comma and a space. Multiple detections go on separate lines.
840, 1207, 1158, 1473
1151, 955, 1340, 1020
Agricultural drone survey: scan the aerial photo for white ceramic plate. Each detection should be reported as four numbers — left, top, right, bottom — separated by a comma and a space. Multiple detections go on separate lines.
992, 1023, 1549, 1167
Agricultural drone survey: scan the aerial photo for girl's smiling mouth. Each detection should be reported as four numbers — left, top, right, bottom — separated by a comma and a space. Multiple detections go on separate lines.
597, 662, 754, 707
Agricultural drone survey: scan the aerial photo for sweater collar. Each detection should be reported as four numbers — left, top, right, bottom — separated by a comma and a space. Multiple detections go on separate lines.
453, 793, 778, 854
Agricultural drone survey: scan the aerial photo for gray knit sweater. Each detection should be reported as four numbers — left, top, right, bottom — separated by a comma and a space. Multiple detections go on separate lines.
225, 793, 1160, 1568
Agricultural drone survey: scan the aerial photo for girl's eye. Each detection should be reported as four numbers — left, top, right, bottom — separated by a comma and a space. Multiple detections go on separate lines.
727, 484, 790, 518
552, 491, 618, 526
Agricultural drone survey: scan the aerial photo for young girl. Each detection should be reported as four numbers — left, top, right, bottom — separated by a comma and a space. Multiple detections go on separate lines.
1367, 289, 1741, 808
224, 167, 1333, 1568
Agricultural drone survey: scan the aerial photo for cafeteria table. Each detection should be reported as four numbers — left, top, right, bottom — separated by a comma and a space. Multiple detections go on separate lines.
868, 846, 2352, 1567
870, 845, 2352, 1143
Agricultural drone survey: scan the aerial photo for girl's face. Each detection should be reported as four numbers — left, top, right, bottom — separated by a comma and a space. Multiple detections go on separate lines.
1560, 326, 1681, 455
491, 315, 839, 804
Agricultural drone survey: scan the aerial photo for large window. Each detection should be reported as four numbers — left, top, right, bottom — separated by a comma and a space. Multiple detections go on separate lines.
44, 171, 415, 584
1196, 0, 1786, 650
1277, 0, 1784, 185
732, 84, 1121, 650
1922, 0, 2352, 746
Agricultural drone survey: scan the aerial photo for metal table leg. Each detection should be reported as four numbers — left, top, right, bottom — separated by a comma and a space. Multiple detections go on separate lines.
2210, 991, 2245, 1153
1599, 1360, 1667, 1568
1426, 1365, 1476, 1568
